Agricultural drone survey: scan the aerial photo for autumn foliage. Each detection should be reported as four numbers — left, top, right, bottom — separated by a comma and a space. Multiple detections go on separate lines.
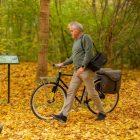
0, 63, 140, 139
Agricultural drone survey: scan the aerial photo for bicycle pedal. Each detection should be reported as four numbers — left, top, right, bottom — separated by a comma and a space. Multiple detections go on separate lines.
83, 100, 88, 106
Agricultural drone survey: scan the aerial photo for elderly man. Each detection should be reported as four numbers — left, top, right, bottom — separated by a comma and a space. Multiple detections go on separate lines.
52, 21, 106, 123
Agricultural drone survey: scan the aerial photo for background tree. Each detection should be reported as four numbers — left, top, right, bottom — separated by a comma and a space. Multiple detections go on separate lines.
36, 0, 50, 80
0, 0, 139, 69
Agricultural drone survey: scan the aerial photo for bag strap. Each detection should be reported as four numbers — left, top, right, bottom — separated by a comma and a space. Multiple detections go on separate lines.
81, 34, 98, 53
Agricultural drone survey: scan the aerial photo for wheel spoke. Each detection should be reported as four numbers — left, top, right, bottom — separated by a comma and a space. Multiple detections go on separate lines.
30, 83, 66, 120
87, 92, 119, 114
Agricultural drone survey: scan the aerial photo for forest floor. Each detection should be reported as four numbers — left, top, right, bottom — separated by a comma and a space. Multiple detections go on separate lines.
0, 62, 140, 140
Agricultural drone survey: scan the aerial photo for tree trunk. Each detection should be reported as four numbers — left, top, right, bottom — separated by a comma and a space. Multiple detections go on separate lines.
104, 0, 121, 66
36, 0, 50, 81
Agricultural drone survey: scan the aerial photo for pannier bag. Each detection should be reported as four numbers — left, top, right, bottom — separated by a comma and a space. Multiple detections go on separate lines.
94, 68, 122, 94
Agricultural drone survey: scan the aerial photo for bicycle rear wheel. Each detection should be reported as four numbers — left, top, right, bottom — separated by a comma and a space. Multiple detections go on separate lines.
87, 82, 119, 114
30, 82, 66, 120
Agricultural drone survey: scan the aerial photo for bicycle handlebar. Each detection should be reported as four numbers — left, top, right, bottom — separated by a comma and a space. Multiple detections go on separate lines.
52, 64, 73, 77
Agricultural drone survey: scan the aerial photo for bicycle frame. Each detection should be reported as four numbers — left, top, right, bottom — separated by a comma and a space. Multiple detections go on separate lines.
55, 71, 71, 89
54, 71, 87, 104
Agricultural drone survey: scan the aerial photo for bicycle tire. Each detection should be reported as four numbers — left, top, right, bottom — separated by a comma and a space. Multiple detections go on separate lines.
87, 82, 119, 114
30, 82, 67, 120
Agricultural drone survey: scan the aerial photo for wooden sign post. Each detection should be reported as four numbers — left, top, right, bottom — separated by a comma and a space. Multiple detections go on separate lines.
0, 55, 19, 103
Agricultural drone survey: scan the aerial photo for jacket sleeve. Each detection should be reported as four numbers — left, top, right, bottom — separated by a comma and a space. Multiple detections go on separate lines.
63, 55, 73, 66
81, 35, 94, 68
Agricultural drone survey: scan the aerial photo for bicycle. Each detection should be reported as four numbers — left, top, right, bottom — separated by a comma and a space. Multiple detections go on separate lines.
30, 66, 119, 120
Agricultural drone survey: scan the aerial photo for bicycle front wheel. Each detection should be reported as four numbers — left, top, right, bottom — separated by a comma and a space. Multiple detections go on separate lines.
30, 82, 66, 120
87, 90, 119, 114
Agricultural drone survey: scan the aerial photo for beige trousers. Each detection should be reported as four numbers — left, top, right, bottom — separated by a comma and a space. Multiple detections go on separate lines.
60, 69, 104, 116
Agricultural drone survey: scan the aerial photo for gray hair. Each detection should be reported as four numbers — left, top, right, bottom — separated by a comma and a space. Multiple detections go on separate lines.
68, 21, 83, 31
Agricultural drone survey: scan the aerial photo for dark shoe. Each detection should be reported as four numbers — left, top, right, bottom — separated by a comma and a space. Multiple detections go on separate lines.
52, 113, 67, 123
0, 124, 3, 134
95, 113, 106, 121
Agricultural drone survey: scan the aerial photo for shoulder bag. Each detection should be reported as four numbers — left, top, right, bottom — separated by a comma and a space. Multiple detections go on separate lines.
81, 35, 107, 72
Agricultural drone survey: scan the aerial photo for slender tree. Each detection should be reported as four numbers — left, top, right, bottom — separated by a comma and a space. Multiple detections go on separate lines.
55, 0, 68, 61
36, 0, 50, 80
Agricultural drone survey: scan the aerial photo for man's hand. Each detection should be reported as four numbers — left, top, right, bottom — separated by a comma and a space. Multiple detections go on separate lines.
76, 67, 85, 76
55, 63, 64, 68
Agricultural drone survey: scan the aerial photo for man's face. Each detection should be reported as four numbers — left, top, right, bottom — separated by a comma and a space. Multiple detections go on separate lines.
69, 26, 81, 39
